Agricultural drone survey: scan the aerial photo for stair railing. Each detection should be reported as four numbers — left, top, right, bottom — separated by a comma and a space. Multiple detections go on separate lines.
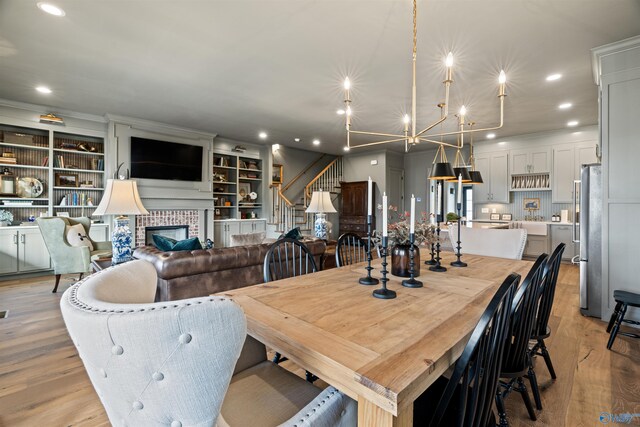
303, 157, 344, 230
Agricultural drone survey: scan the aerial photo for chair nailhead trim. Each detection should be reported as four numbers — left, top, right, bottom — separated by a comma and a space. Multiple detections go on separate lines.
179, 333, 192, 344
132, 400, 143, 410
152, 372, 164, 381
291, 389, 339, 427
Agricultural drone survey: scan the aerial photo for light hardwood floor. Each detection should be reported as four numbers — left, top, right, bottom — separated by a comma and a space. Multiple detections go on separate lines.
0, 265, 638, 426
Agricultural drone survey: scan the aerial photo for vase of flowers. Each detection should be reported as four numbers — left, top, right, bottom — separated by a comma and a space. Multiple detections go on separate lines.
379, 205, 436, 277
0, 209, 13, 227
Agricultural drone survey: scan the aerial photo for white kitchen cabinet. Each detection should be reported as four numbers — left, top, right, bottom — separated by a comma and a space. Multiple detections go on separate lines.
553, 142, 599, 203
474, 151, 509, 203
239, 219, 266, 234
0, 226, 51, 275
510, 147, 551, 174
550, 224, 577, 261
213, 221, 240, 248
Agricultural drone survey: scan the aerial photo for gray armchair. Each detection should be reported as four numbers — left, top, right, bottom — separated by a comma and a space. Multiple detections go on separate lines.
60, 260, 357, 426
36, 216, 111, 292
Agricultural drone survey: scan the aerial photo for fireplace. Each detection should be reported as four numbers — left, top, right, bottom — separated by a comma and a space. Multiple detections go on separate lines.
145, 225, 189, 246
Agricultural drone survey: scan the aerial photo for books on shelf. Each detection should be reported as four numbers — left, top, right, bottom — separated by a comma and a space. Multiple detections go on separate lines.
91, 158, 104, 171
59, 192, 94, 207
53, 154, 65, 168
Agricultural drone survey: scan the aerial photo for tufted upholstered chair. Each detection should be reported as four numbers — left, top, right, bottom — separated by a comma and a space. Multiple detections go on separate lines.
448, 225, 528, 260
37, 216, 112, 292
61, 260, 357, 427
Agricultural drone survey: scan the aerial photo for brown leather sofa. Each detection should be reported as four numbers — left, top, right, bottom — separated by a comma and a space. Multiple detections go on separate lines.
133, 240, 326, 301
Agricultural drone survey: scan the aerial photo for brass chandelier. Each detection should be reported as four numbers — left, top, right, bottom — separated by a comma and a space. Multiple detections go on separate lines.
341, 0, 507, 159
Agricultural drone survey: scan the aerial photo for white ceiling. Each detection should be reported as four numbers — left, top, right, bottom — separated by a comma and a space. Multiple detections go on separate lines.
0, 1, 638, 154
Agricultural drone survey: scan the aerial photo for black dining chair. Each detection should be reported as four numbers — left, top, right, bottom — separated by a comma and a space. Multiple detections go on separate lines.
496, 253, 548, 424
528, 243, 565, 409
413, 273, 519, 427
263, 238, 319, 381
335, 232, 369, 267
606, 290, 640, 350
263, 238, 319, 282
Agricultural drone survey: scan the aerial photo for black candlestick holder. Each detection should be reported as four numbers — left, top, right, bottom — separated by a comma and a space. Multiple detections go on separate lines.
402, 233, 423, 288
373, 236, 396, 299
424, 242, 437, 265
359, 214, 379, 286
429, 216, 447, 272
451, 202, 467, 267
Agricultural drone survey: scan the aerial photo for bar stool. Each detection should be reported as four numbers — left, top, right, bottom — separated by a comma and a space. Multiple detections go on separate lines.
606, 290, 640, 350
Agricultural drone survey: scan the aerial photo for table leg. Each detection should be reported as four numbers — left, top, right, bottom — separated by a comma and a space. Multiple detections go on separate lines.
357, 397, 413, 427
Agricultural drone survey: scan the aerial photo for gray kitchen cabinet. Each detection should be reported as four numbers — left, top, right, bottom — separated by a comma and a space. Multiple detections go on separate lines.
510, 147, 551, 174
0, 226, 51, 275
214, 221, 240, 248
552, 142, 599, 203
474, 151, 509, 203
523, 234, 550, 258
550, 224, 577, 261
240, 219, 267, 234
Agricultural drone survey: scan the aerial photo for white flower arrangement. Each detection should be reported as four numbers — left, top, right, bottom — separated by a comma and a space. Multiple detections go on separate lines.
0, 209, 14, 224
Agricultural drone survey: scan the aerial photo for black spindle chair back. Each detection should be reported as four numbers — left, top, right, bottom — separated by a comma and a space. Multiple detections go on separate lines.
501, 254, 547, 374
336, 232, 369, 267
429, 273, 519, 427
263, 238, 318, 283
533, 243, 565, 338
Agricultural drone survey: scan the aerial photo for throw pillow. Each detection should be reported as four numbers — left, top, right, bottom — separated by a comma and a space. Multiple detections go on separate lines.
65, 223, 94, 251
152, 234, 202, 251
282, 227, 303, 240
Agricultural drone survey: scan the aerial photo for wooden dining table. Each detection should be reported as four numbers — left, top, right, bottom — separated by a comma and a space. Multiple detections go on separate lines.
219, 251, 534, 427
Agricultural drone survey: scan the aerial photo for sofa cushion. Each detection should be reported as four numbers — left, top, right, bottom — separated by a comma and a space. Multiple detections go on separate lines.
153, 234, 202, 251
229, 231, 266, 247
282, 227, 303, 240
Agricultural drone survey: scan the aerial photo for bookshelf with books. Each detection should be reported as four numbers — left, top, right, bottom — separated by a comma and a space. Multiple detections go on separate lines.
0, 124, 106, 223
212, 151, 263, 221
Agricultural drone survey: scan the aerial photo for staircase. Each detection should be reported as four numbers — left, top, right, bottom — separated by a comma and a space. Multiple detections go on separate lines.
270, 157, 343, 235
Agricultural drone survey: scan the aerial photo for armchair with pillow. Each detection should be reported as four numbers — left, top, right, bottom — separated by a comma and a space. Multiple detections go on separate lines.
36, 216, 111, 293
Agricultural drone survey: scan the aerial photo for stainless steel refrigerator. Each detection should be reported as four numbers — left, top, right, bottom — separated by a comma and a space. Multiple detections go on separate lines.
573, 164, 602, 317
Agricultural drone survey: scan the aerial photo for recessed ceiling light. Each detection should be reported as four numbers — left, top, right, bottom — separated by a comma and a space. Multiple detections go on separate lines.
546, 73, 562, 81
336, 109, 345, 115
567, 120, 579, 127
486, 133, 496, 139
35, 86, 52, 94
558, 102, 572, 109
343, 146, 350, 152
312, 139, 320, 146
294, 138, 300, 142
258, 132, 267, 139
37, 2, 65, 16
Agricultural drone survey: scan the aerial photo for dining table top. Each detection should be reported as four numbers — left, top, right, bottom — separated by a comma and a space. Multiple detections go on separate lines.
219, 250, 534, 426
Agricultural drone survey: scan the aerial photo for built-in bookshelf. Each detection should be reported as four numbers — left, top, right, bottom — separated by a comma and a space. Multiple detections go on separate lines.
213, 152, 262, 220
0, 124, 106, 223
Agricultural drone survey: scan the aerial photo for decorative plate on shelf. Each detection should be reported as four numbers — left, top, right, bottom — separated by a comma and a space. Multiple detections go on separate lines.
16, 177, 44, 198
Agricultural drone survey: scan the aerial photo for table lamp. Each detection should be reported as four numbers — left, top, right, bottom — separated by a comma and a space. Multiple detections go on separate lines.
306, 189, 337, 239
93, 178, 148, 264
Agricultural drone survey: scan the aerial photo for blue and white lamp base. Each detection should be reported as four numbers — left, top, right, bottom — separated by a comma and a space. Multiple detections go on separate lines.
314, 214, 331, 240
111, 216, 133, 265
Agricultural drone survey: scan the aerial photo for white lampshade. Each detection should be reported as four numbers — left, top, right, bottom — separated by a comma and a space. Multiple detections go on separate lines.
93, 179, 148, 216
306, 190, 337, 214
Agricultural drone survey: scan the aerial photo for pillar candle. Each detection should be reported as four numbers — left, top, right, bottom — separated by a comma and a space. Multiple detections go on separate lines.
367, 176, 372, 216
457, 174, 462, 205
410, 194, 415, 234
436, 182, 441, 217
382, 192, 388, 236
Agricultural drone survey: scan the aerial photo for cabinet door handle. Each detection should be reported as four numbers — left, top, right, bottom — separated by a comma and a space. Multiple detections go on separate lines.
13, 234, 18, 245
20, 234, 25, 244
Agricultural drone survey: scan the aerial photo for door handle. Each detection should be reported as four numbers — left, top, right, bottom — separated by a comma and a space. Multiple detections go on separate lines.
572, 180, 580, 243
20, 234, 25, 244
13, 234, 18, 245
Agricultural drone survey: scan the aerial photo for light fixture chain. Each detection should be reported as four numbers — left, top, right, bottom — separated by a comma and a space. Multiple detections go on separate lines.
413, 0, 417, 59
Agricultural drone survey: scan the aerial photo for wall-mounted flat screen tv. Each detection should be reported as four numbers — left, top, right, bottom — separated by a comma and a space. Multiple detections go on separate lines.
131, 136, 203, 182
